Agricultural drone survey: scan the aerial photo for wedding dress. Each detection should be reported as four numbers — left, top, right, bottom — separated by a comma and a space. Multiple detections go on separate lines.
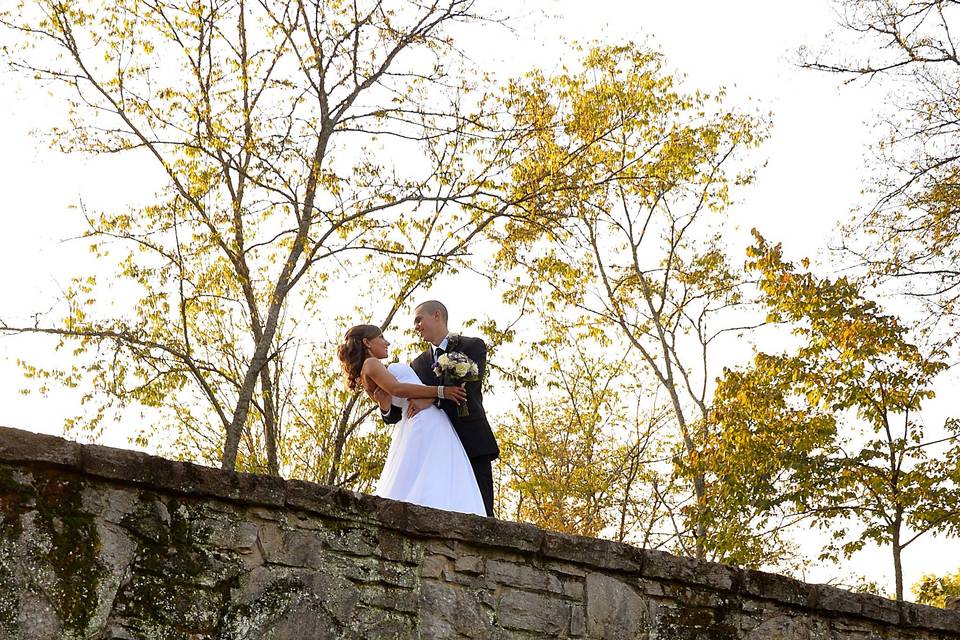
374, 363, 486, 516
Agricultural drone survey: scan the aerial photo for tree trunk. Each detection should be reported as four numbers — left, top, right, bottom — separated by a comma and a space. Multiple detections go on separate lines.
326, 394, 361, 486
222, 293, 286, 471
221, 125, 331, 471
260, 373, 279, 475
893, 515, 904, 602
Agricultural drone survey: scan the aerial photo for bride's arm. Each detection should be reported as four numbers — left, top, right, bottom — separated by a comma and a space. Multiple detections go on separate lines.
361, 358, 467, 403
371, 387, 393, 412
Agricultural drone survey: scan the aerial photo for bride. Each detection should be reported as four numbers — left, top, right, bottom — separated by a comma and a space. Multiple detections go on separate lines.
337, 324, 487, 516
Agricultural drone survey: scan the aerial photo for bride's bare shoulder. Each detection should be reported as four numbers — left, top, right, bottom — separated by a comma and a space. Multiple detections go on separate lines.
361, 357, 385, 372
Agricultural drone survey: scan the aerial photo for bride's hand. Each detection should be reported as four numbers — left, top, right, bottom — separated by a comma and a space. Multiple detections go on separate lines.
442, 385, 467, 404
406, 397, 433, 418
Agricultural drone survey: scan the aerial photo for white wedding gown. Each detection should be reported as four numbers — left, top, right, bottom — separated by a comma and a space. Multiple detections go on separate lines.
374, 363, 486, 516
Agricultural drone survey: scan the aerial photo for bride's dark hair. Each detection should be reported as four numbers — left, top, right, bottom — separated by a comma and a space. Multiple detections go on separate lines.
338, 324, 382, 391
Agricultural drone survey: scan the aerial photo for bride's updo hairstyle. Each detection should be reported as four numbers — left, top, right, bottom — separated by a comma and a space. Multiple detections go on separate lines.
338, 324, 382, 391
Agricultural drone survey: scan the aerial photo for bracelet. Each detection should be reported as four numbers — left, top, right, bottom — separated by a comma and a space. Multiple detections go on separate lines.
437, 385, 444, 399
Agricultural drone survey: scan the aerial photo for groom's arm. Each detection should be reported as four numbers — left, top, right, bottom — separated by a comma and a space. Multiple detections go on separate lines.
381, 404, 403, 425
461, 337, 487, 411
466, 337, 487, 381
373, 387, 403, 424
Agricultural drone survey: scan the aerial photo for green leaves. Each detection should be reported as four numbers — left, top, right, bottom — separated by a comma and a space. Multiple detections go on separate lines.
497, 322, 665, 541
726, 231, 960, 599
912, 568, 960, 608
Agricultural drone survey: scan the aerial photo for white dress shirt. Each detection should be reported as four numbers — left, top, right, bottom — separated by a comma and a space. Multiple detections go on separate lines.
432, 335, 451, 362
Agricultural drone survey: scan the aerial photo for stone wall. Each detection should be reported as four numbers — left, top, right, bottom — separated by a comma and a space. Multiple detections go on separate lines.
0, 426, 957, 639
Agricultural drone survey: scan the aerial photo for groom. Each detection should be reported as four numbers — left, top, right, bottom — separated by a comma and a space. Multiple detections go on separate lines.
379, 300, 499, 517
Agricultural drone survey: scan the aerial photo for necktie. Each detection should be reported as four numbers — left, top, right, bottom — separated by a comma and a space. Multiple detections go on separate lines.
434, 347, 445, 363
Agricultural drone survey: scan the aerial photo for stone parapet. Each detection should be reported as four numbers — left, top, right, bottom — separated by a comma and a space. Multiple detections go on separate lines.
0, 425, 957, 638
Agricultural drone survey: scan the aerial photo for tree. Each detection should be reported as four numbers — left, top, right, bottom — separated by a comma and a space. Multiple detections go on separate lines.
493, 43, 769, 562
279, 334, 389, 490
687, 352, 836, 570
803, 0, 960, 338
739, 231, 960, 601
913, 567, 960, 607
496, 322, 672, 542
0, 0, 549, 473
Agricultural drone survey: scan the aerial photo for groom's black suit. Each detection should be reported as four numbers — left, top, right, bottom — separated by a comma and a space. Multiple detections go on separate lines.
382, 335, 499, 516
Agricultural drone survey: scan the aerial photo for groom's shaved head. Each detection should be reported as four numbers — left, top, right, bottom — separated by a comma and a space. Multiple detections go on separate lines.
416, 300, 448, 323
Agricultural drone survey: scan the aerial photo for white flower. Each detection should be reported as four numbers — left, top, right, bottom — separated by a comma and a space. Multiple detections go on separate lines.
454, 362, 471, 377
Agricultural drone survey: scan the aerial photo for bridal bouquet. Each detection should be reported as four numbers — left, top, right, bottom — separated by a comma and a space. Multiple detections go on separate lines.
433, 351, 480, 417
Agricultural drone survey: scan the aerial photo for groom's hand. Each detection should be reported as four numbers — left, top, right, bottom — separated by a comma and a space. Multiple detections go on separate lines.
405, 397, 433, 419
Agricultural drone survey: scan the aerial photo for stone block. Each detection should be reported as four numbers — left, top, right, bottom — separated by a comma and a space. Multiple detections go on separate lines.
221, 575, 341, 640
562, 578, 584, 599
496, 588, 569, 635
569, 604, 586, 637
469, 519, 545, 554
541, 530, 644, 571
585, 572, 649, 639
350, 607, 416, 639
911, 600, 960, 633
743, 614, 820, 639
0, 426, 80, 468
377, 528, 422, 564
814, 583, 861, 616
102, 623, 139, 639
227, 521, 260, 551
544, 559, 589, 577
858, 592, 900, 624
421, 554, 447, 579
80, 444, 290, 508
741, 569, 815, 608
425, 539, 458, 558
232, 565, 358, 625
84, 486, 139, 526
485, 558, 563, 594
258, 525, 324, 568
637, 578, 667, 597
642, 548, 734, 592
89, 519, 139, 632
283, 479, 343, 518
234, 472, 287, 508
320, 524, 377, 557
652, 602, 741, 640
17, 592, 62, 639
359, 584, 418, 613
323, 553, 383, 584
379, 500, 542, 555
253, 602, 339, 640
419, 580, 492, 638
80, 443, 170, 485
454, 554, 485, 575
377, 558, 418, 589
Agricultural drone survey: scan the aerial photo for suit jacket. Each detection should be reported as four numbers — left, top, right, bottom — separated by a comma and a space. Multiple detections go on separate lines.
383, 335, 499, 460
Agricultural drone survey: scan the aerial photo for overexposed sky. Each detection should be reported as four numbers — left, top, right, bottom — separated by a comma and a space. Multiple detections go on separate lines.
1, 0, 955, 595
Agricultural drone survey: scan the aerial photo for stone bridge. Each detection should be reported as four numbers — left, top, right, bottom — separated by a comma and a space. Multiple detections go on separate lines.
0, 426, 957, 639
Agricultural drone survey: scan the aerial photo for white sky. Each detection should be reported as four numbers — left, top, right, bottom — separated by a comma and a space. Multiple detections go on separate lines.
1, 0, 956, 597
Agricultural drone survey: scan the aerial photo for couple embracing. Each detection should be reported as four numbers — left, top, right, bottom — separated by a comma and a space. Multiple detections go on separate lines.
337, 300, 498, 517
